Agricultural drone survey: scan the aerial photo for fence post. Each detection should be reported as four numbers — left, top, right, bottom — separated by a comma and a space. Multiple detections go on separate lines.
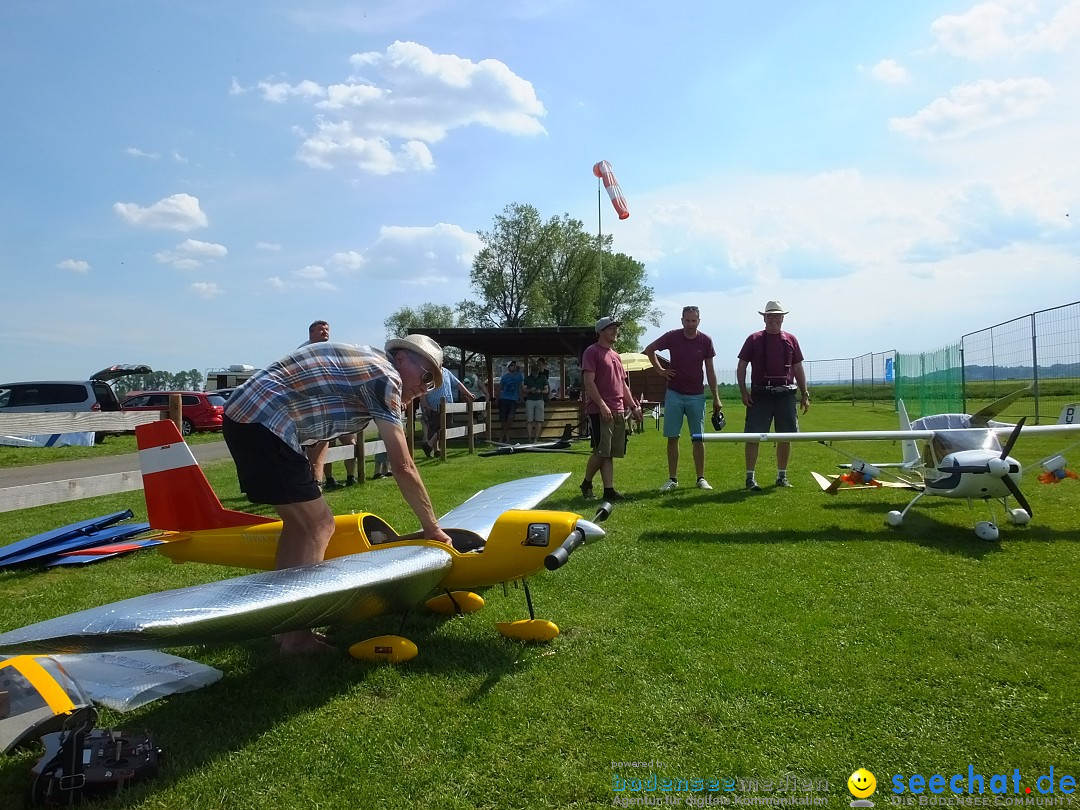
1031, 313, 1040, 423
438, 399, 447, 460
467, 402, 476, 454
355, 433, 366, 484
168, 393, 183, 435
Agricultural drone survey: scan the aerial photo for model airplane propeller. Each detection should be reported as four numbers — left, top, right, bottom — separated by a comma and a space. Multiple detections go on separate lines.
698, 391, 1080, 541
0, 421, 608, 663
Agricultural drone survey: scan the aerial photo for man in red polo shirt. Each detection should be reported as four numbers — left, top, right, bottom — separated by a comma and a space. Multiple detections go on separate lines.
736, 301, 811, 490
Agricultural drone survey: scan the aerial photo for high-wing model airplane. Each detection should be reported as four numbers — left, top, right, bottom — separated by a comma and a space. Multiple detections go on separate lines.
697, 391, 1080, 540
0, 421, 607, 663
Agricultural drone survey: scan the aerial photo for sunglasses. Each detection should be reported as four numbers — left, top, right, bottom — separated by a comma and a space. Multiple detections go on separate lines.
420, 369, 435, 391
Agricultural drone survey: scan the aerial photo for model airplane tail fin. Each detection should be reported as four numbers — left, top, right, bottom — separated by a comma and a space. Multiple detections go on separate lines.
897, 399, 921, 467
1058, 404, 1079, 425
136, 421, 270, 531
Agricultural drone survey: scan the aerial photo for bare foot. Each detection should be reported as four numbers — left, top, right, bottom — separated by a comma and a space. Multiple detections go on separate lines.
275, 630, 337, 655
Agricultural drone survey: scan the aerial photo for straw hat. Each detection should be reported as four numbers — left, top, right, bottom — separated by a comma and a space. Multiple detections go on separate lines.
384, 334, 444, 388
758, 300, 789, 315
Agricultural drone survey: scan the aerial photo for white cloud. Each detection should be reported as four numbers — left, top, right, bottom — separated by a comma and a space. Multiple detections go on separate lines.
125, 146, 160, 159
190, 282, 223, 299
888, 77, 1054, 140
256, 241, 282, 251
249, 40, 546, 174
871, 59, 910, 84
363, 223, 483, 282
57, 259, 90, 273
931, 0, 1080, 60
256, 78, 326, 103
267, 264, 338, 292
327, 250, 365, 272
155, 239, 228, 269
114, 193, 208, 231
294, 120, 435, 174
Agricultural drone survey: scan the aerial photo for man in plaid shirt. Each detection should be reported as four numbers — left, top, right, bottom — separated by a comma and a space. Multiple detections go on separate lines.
224, 334, 453, 655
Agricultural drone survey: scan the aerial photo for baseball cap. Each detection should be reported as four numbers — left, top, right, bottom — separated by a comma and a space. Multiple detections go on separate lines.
595, 316, 622, 332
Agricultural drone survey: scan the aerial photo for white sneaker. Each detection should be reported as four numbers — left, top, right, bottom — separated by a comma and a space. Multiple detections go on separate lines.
659, 479, 678, 492
696, 477, 713, 490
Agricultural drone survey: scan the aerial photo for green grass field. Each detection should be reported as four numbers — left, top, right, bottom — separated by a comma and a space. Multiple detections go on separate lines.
2, 403, 1079, 809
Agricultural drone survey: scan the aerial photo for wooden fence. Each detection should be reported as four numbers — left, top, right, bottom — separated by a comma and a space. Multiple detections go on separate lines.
0, 401, 490, 513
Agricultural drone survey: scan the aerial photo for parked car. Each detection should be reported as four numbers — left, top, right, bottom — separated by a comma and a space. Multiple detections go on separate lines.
213, 387, 237, 400
0, 364, 153, 444
120, 391, 226, 436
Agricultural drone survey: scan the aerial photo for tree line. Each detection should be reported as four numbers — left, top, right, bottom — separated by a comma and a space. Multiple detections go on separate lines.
113, 369, 204, 397
385, 202, 661, 352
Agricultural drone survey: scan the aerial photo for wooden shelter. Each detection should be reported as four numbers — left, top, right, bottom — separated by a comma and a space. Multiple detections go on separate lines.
409, 326, 598, 441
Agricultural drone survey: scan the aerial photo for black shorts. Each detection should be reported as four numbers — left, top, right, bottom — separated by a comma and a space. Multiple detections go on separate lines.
222, 416, 321, 506
744, 388, 799, 433
498, 398, 517, 423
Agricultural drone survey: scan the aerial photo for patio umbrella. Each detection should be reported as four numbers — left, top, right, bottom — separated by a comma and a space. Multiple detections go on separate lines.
619, 352, 652, 372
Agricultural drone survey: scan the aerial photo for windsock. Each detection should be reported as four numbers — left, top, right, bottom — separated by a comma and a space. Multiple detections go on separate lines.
592, 160, 630, 220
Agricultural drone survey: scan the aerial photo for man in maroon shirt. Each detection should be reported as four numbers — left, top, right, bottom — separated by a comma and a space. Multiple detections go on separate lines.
736, 301, 811, 490
644, 305, 723, 492
579, 317, 643, 501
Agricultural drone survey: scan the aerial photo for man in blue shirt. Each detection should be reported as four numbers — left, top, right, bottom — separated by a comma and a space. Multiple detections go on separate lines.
498, 360, 524, 443
421, 366, 475, 457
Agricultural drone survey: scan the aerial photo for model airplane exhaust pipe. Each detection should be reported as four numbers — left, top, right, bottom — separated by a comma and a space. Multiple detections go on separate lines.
544, 510, 607, 571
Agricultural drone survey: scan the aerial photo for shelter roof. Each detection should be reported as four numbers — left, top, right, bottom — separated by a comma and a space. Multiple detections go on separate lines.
409, 326, 596, 360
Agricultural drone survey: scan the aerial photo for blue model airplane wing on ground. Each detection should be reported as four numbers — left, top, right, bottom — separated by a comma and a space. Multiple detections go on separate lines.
0, 510, 134, 565
0, 523, 151, 568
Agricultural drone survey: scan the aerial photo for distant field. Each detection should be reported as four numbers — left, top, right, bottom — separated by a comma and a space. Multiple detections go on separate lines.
1, 402, 1078, 809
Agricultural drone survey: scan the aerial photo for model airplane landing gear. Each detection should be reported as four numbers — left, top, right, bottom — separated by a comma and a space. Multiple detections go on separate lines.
425, 590, 486, 615
974, 521, 1000, 541
348, 635, 419, 663
885, 491, 926, 528
1008, 507, 1031, 525
496, 580, 560, 642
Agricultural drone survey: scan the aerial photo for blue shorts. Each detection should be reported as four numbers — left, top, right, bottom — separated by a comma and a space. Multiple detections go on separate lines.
663, 390, 706, 440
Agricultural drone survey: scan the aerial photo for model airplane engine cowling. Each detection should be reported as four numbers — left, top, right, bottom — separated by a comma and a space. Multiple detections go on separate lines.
544, 518, 605, 571
850, 461, 881, 483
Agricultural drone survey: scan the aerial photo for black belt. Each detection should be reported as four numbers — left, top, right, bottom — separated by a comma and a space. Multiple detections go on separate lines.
753, 384, 796, 394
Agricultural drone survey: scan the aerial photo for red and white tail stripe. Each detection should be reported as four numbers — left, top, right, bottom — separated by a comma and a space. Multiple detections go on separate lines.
136, 420, 269, 531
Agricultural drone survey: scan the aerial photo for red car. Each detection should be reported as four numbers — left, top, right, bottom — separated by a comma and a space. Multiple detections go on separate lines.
121, 391, 226, 436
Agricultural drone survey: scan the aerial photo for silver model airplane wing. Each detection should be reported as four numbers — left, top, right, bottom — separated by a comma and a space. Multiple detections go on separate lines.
698, 424, 1080, 444
696, 429, 939, 443
439, 472, 571, 537
0, 546, 452, 656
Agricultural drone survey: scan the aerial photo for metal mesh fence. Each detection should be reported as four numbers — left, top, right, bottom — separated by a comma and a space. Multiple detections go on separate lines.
711, 302, 1078, 415
962, 301, 1080, 423
894, 344, 963, 419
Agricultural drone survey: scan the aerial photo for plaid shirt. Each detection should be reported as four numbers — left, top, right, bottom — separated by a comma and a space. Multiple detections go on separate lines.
226, 343, 401, 452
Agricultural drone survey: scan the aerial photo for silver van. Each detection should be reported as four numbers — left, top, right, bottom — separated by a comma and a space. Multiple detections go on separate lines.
0, 366, 152, 414
0, 365, 152, 443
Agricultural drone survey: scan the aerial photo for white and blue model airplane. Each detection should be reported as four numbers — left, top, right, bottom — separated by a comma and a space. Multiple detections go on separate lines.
698, 391, 1080, 540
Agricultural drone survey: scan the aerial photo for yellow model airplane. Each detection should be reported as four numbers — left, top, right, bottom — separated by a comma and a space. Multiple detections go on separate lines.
0, 421, 606, 663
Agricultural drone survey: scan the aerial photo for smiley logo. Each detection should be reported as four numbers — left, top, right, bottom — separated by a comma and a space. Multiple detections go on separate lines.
848, 769, 877, 799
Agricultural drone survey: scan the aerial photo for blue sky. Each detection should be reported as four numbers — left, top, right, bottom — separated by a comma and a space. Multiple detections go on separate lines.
2, 0, 1078, 383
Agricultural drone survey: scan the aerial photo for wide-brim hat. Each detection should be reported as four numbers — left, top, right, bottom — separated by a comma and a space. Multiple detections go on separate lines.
759, 300, 789, 315
595, 316, 622, 333
385, 334, 444, 388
